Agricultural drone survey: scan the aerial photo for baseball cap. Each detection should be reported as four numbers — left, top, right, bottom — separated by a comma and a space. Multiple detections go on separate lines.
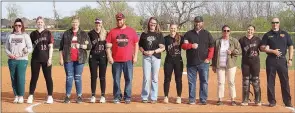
194, 16, 203, 22
116, 12, 125, 20
94, 18, 102, 23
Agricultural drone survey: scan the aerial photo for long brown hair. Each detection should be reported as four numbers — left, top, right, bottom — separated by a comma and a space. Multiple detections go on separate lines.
12, 18, 25, 33
145, 17, 161, 33
170, 23, 181, 45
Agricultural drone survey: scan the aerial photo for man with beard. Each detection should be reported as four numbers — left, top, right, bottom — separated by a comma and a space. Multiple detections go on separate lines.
106, 12, 139, 104
181, 16, 214, 105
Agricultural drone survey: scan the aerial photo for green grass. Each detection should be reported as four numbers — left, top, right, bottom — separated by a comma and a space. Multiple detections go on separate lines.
1, 45, 294, 69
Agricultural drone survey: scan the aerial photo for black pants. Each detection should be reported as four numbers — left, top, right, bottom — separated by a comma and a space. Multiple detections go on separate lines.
89, 54, 107, 97
241, 57, 261, 103
29, 60, 53, 95
163, 56, 183, 97
266, 56, 292, 105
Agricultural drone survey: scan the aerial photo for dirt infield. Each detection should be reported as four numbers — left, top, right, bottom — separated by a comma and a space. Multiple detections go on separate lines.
1, 66, 295, 112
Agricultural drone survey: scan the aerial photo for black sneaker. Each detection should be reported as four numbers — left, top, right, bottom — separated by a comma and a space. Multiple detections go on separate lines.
216, 101, 223, 105
199, 101, 207, 105
76, 96, 82, 104
64, 96, 70, 103
231, 101, 237, 106
125, 100, 131, 104
269, 103, 276, 107
285, 103, 293, 107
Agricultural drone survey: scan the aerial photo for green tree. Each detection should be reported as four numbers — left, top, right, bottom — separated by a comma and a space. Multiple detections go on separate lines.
76, 5, 102, 30
251, 17, 271, 32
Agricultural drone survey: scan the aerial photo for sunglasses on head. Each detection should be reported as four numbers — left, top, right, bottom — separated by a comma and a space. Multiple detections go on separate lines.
223, 30, 230, 32
271, 22, 279, 24
14, 24, 22, 27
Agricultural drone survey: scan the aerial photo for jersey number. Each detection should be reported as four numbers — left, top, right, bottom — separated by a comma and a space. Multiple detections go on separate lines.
41, 45, 47, 50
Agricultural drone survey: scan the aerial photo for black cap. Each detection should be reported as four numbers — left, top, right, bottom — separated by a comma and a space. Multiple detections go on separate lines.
194, 16, 203, 22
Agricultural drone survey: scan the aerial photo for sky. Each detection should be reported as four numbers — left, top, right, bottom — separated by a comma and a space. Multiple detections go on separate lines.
1, 2, 138, 19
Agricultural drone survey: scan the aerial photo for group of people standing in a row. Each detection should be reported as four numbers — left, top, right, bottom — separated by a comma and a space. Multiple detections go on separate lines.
5, 12, 293, 107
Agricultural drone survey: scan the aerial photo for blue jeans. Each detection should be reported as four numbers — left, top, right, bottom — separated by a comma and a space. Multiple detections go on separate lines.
141, 55, 161, 101
64, 61, 84, 97
187, 63, 209, 103
112, 60, 133, 101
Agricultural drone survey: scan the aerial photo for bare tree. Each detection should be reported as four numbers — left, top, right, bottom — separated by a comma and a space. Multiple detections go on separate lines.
285, 1, 295, 7
6, 3, 21, 28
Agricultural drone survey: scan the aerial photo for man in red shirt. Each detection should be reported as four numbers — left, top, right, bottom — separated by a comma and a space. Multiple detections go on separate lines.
106, 13, 139, 104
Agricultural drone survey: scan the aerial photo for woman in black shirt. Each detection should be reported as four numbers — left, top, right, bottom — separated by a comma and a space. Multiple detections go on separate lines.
163, 23, 183, 104
239, 25, 261, 106
139, 17, 165, 104
88, 18, 108, 103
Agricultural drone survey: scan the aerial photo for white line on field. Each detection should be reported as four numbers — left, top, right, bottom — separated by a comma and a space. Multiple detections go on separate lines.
25, 103, 41, 113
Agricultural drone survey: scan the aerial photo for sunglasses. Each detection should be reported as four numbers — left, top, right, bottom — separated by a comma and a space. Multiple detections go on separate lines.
223, 30, 230, 32
14, 24, 22, 27
271, 22, 280, 24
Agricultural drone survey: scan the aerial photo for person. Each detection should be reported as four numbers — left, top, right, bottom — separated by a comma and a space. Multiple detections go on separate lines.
88, 18, 108, 103
27, 16, 54, 104
59, 16, 92, 104
106, 12, 139, 104
211, 25, 241, 106
139, 17, 165, 104
181, 16, 214, 105
260, 17, 293, 107
5, 18, 33, 104
239, 25, 262, 106
163, 23, 183, 104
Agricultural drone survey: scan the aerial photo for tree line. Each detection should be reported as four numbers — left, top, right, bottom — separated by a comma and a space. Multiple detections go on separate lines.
6, 1, 295, 32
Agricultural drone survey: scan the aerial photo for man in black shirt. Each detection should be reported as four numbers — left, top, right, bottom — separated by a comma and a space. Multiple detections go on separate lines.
260, 17, 293, 107
181, 16, 214, 105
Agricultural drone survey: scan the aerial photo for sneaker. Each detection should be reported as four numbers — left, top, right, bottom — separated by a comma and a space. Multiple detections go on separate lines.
269, 103, 276, 107
90, 96, 96, 103
231, 101, 237, 106
76, 96, 83, 104
164, 96, 169, 104
241, 102, 248, 106
199, 101, 207, 105
99, 96, 106, 103
176, 97, 181, 104
18, 96, 24, 104
113, 100, 120, 104
142, 100, 148, 103
285, 103, 293, 107
254, 102, 262, 106
46, 96, 54, 104
188, 101, 195, 105
27, 95, 33, 104
125, 100, 131, 104
216, 101, 223, 105
13, 96, 18, 103
64, 96, 71, 103
151, 100, 157, 104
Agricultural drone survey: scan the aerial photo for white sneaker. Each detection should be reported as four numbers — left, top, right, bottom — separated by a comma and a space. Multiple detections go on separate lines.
13, 96, 18, 103
18, 96, 24, 104
27, 95, 33, 104
90, 96, 96, 103
46, 96, 54, 104
176, 97, 181, 104
99, 96, 106, 103
164, 96, 169, 104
